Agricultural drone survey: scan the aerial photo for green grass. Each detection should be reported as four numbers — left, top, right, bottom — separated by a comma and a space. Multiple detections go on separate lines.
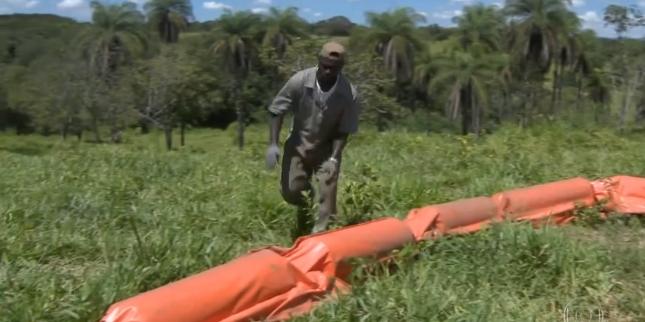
1, 123, 645, 322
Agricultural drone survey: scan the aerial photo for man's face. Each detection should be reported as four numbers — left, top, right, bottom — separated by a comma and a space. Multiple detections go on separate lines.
316, 56, 344, 85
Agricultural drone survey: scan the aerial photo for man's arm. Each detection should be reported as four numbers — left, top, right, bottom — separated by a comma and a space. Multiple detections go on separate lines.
269, 113, 284, 146
330, 133, 348, 161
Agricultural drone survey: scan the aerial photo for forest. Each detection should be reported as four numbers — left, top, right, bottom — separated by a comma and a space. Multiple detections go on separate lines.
0, 0, 644, 149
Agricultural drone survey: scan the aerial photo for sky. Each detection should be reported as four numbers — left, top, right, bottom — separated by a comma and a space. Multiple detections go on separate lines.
1, 0, 644, 38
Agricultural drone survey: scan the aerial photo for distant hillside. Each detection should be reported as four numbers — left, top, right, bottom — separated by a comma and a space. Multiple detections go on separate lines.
0, 14, 82, 65
312, 16, 355, 36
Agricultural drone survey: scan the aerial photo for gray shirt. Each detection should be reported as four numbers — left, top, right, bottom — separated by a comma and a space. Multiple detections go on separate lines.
268, 67, 360, 157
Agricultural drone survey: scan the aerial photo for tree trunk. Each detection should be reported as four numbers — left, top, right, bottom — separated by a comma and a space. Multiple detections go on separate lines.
92, 117, 101, 143
461, 86, 472, 135
237, 104, 245, 150
111, 128, 122, 144
551, 64, 559, 115
180, 122, 186, 146
619, 70, 642, 131
164, 126, 173, 151
575, 75, 583, 111
471, 82, 482, 137
62, 123, 68, 141
140, 119, 150, 134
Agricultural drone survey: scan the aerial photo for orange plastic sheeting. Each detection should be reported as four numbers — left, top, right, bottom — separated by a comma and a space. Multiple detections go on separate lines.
100, 175, 645, 322
592, 176, 645, 214
101, 249, 325, 322
492, 177, 595, 223
102, 218, 416, 322
403, 197, 500, 240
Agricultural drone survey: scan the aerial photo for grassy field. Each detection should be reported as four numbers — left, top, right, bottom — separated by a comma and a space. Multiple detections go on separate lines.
1, 123, 645, 322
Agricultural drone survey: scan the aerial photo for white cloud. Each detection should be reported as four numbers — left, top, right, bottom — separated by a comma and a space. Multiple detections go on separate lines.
0, 0, 39, 8
639, 1, 645, 7
579, 10, 600, 23
203, 1, 231, 10
419, 11, 428, 17
492, 2, 503, 8
57, 0, 84, 9
254, 0, 271, 4
303, 7, 312, 13
432, 10, 462, 20
314, 12, 322, 17
251, 7, 267, 14
450, 0, 473, 3
0, 6, 9, 13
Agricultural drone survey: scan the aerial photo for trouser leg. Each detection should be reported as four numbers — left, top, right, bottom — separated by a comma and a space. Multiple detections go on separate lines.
280, 143, 314, 238
313, 157, 340, 233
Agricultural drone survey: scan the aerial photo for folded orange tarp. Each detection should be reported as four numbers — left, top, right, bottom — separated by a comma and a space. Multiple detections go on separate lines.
100, 175, 645, 322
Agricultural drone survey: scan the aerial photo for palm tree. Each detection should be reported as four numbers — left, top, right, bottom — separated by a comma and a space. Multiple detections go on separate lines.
454, 4, 505, 52
144, 0, 193, 43
363, 7, 426, 83
587, 69, 611, 123
79, 0, 146, 142
504, 0, 573, 76
262, 7, 308, 58
211, 10, 261, 149
550, 11, 580, 113
426, 48, 507, 135
81, 1, 146, 80
570, 29, 597, 110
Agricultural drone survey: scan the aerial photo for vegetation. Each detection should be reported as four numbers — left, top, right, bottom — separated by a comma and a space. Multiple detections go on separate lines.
1, 0, 645, 320
2, 124, 645, 321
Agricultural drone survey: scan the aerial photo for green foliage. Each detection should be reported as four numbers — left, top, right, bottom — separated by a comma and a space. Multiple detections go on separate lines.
144, 0, 194, 43
359, 7, 426, 82
80, 1, 146, 79
2, 125, 645, 321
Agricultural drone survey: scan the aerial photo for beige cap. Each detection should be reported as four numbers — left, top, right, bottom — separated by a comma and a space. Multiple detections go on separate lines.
319, 41, 346, 62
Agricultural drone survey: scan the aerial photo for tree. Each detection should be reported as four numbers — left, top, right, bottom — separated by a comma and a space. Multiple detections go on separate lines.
602, 4, 642, 38
132, 46, 196, 150
362, 7, 426, 83
454, 4, 505, 52
79, 0, 146, 142
426, 48, 507, 135
504, 0, 573, 76
144, 0, 194, 43
504, 0, 575, 119
550, 11, 580, 113
81, 1, 146, 79
211, 10, 261, 149
262, 7, 308, 58
603, 5, 645, 130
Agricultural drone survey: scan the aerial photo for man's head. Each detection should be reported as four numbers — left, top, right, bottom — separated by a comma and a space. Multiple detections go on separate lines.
317, 41, 346, 86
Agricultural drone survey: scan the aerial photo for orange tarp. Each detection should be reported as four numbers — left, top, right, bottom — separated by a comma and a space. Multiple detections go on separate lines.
100, 175, 645, 322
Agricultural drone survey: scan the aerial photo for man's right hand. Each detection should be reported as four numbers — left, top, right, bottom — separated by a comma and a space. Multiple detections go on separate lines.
265, 144, 281, 169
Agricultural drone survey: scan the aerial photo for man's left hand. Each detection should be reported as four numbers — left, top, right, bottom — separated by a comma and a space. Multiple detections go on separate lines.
320, 157, 339, 183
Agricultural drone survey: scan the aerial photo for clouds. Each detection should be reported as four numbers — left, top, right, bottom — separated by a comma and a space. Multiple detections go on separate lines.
254, 0, 271, 4
432, 10, 463, 20
57, 0, 83, 9
203, 1, 232, 10
0, 0, 39, 10
579, 10, 600, 23
251, 7, 267, 13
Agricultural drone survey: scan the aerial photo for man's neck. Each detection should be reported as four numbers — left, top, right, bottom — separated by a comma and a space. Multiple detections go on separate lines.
317, 76, 338, 92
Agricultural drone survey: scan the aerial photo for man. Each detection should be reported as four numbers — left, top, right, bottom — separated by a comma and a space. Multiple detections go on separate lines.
265, 41, 360, 238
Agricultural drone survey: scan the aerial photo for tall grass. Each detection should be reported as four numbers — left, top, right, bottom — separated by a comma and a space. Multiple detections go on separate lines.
1, 123, 644, 321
